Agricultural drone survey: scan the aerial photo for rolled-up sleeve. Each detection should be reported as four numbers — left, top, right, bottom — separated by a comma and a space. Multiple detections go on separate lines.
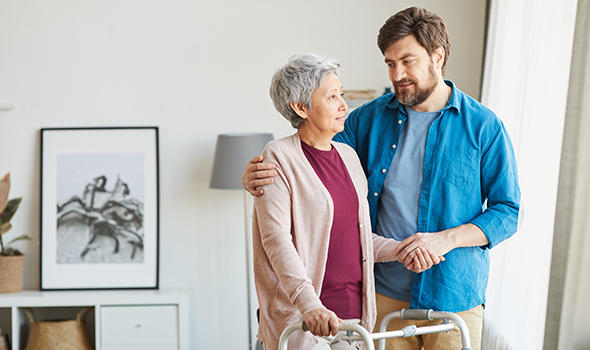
470, 120, 520, 249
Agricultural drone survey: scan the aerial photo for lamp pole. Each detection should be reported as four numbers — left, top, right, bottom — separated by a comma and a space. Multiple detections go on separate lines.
243, 190, 256, 350
209, 133, 272, 350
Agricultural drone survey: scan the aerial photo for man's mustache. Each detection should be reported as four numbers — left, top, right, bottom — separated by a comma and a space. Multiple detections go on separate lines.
394, 79, 416, 87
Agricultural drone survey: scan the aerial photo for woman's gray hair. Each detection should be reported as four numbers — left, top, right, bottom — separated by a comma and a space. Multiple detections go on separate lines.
269, 54, 340, 129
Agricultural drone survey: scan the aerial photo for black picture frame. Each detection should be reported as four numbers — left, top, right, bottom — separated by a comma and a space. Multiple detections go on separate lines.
40, 127, 159, 290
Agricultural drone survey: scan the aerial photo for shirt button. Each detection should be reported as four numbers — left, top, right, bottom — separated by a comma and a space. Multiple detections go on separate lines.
392, 144, 397, 149
373, 192, 378, 197
382, 169, 387, 173
359, 223, 363, 228
398, 120, 403, 124
362, 258, 367, 263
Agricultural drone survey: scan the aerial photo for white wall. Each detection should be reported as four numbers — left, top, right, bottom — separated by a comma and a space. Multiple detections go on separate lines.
0, 1, 486, 348
481, 0, 578, 349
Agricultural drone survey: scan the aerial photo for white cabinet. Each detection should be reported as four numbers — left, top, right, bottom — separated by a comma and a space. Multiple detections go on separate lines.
0, 290, 188, 350
101, 305, 178, 350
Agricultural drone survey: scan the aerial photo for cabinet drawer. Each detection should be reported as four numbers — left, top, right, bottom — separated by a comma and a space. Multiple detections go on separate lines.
101, 305, 178, 346
103, 346, 177, 350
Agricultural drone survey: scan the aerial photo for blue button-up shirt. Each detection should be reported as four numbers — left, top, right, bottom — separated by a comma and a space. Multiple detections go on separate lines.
333, 81, 520, 312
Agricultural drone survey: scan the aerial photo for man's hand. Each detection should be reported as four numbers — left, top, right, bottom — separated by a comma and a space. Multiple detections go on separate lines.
394, 224, 488, 270
241, 155, 278, 196
302, 307, 341, 337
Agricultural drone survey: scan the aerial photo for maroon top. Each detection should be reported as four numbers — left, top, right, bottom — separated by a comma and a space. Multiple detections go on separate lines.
301, 140, 363, 319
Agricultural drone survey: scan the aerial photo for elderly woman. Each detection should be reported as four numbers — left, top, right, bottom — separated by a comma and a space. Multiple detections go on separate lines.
253, 54, 438, 350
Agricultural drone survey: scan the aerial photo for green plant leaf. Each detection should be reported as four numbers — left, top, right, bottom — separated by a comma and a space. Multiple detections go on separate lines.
6, 234, 31, 246
0, 222, 12, 235
0, 197, 21, 224
2, 247, 23, 256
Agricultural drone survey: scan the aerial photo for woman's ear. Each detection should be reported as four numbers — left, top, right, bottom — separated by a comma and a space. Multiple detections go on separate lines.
290, 102, 308, 119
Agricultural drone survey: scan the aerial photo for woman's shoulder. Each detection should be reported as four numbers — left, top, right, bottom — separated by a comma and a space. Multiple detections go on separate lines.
263, 134, 297, 154
332, 141, 357, 160
262, 134, 301, 164
264, 134, 295, 150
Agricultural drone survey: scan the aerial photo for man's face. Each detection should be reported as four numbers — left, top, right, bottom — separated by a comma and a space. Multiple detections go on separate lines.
384, 35, 441, 107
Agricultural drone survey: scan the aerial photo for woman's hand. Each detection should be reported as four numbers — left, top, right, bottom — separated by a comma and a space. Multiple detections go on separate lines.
302, 307, 342, 337
405, 247, 441, 273
401, 247, 446, 273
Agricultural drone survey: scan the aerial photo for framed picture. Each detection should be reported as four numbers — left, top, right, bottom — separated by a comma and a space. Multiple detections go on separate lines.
40, 127, 159, 290
343, 89, 377, 112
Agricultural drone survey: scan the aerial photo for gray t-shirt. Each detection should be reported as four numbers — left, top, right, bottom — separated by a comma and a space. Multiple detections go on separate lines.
374, 106, 440, 301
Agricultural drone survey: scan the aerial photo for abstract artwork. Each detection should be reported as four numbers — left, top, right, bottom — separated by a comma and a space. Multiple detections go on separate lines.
41, 127, 159, 290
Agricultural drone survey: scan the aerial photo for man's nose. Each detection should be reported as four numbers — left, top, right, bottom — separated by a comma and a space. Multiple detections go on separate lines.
391, 66, 406, 82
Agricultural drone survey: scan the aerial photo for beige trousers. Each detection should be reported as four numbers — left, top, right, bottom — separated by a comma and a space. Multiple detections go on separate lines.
374, 293, 482, 350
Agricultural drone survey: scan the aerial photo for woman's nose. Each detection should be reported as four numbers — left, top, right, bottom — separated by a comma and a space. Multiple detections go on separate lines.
339, 96, 348, 111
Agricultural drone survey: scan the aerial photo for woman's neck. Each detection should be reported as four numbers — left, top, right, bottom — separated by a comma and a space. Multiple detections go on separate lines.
297, 126, 333, 151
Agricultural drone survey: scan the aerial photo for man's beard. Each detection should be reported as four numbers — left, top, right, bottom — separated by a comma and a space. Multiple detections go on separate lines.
394, 64, 438, 106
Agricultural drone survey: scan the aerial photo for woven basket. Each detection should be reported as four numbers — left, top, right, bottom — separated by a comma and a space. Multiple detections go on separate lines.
24, 308, 94, 350
0, 255, 24, 293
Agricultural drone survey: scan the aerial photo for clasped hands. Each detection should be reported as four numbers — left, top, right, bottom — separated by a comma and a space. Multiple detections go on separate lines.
301, 232, 453, 338
393, 230, 454, 273
301, 232, 453, 337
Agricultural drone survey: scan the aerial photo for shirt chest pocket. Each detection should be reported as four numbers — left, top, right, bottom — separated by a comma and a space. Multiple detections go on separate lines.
440, 148, 480, 186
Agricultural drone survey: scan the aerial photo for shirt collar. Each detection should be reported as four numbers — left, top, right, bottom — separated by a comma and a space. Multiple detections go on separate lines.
386, 80, 462, 114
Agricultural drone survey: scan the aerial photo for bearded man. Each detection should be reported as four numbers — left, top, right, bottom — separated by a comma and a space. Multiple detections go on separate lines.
243, 7, 520, 350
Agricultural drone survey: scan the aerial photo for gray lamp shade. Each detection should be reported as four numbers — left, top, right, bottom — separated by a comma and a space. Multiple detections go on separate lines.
210, 133, 274, 189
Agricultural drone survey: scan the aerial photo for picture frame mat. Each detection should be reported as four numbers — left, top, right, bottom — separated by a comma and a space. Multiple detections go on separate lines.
41, 127, 159, 289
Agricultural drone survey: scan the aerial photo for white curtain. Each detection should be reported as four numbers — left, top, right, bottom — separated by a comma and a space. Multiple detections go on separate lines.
480, 0, 578, 349
544, 1, 590, 349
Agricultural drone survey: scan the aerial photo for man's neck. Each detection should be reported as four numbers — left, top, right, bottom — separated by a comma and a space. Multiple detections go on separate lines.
410, 79, 452, 113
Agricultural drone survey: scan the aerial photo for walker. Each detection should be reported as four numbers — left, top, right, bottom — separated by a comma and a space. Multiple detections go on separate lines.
278, 308, 472, 350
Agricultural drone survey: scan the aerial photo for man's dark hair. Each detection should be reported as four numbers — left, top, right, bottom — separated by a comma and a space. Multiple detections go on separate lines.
378, 7, 451, 75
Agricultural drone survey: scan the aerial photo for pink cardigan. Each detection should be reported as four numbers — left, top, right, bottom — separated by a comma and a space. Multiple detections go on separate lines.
252, 134, 398, 350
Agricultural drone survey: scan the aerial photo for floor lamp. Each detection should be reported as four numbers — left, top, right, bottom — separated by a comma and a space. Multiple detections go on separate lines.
210, 133, 273, 350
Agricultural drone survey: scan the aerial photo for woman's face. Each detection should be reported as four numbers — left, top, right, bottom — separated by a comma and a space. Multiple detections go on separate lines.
299, 73, 348, 136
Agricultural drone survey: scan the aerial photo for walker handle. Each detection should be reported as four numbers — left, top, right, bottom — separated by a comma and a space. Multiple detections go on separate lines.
397, 309, 433, 320
278, 320, 374, 350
